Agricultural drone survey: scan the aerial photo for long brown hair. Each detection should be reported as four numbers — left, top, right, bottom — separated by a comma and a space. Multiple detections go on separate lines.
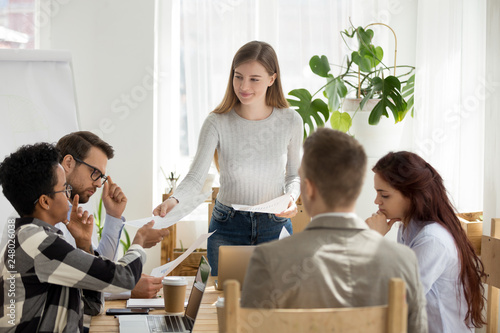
212, 40, 289, 114
373, 151, 486, 328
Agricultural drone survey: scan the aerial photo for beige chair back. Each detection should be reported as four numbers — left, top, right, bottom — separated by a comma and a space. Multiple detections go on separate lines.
481, 218, 500, 333
222, 278, 407, 333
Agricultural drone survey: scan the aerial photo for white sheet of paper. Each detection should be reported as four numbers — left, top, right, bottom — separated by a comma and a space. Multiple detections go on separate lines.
126, 298, 164, 308
125, 192, 211, 229
232, 194, 290, 214
279, 226, 290, 239
150, 231, 215, 278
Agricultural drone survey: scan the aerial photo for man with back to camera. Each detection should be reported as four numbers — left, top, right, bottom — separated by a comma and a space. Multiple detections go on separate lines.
55, 131, 169, 303
0, 142, 164, 332
241, 128, 428, 333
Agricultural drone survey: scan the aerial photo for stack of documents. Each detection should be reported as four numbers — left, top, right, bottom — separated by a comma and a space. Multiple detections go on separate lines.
126, 298, 164, 308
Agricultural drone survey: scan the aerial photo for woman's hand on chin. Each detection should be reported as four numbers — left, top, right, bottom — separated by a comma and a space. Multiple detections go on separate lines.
365, 211, 399, 236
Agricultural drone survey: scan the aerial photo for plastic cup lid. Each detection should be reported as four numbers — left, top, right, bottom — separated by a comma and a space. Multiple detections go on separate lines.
162, 276, 188, 286
215, 297, 224, 307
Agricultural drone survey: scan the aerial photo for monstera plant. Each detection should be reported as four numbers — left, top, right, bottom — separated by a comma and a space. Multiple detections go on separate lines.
288, 22, 415, 137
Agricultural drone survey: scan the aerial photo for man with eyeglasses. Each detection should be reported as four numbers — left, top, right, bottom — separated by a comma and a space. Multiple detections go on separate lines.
55, 131, 128, 261
55, 132, 168, 306
0, 142, 164, 332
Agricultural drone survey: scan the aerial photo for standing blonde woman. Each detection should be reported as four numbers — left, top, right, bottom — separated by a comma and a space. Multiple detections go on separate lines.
153, 41, 303, 275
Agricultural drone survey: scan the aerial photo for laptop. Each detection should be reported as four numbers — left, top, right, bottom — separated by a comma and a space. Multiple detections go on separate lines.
118, 256, 211, 333
215, 245, 255, 290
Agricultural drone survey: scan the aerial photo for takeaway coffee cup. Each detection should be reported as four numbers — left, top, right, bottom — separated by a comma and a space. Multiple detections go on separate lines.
215, 297, 225, 333
162, 276, 188, 313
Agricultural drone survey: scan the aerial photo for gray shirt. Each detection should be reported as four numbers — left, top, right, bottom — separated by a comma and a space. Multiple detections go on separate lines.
241, 213, 428, 333
173, 108, 303, 206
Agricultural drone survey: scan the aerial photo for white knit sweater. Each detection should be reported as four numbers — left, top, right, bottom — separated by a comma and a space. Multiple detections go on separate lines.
173, 108, 303, 207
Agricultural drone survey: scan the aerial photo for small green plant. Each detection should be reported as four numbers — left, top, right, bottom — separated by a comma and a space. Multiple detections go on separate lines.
94, 195, 104, 241
94, 193, 131, 254
288, 20, 415, 137
120, 228, 131, 255
160, 167, 180, 194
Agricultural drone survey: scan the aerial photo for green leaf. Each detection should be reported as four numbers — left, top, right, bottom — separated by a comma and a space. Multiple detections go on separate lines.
324, 76, 347, 112
356, 27, 373, 47
407, 95, 414, 117
288, 88, 330, 138
124, 227, 131, 245
402, 74, 415, 117
368, 76, 407, 125
351, 51, 371, 73
121, 227, 131, 255
369, 99, 392, 125
330, 111, 352, 133
94, 194, 104, 241
309, 55, 330, 78
359, 84, 376, 111
352, 45, 383, 73
351, 26, 383, 73
364, 45, 383, 68
402, 74, 415, 96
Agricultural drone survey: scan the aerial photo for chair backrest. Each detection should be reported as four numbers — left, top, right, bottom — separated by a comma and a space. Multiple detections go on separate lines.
457, 212, 483, 255
481, 218, 500, 333
223, 278, 407, 333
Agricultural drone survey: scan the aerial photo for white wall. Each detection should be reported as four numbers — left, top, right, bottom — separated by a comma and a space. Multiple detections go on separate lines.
40, 0, 159, 273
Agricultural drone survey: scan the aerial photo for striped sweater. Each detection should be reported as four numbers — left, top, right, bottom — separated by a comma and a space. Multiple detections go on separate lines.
0, 217, 145, 332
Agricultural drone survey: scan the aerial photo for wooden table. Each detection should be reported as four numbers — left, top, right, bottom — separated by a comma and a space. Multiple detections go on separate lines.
89, 276, 222, 332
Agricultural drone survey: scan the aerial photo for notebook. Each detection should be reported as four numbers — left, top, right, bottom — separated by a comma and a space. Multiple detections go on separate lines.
118, 256, 211, 333
215, 245, 255, 290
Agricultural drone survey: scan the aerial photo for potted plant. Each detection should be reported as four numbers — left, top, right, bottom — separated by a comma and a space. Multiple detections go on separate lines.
158, 169, 181, 264
94, 194, 131, 255
287, 21, 415, 137
161, 167, 180, 197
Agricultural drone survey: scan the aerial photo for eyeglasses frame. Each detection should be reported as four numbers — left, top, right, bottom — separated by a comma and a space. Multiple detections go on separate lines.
72, 156, 109, 185
34, 184, 73, 205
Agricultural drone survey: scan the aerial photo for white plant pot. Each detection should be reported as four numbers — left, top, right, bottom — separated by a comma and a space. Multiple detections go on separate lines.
343, 98, 410, 159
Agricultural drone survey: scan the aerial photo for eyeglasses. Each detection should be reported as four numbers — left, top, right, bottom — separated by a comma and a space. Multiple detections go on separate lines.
34, 184, 72, 205
73, 157, 109, 185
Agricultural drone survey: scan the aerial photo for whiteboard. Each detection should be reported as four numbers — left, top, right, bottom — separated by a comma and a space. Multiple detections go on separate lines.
0, 49, 79, 244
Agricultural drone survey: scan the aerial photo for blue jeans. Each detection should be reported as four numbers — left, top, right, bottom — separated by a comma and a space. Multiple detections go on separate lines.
207, 200, 293, 276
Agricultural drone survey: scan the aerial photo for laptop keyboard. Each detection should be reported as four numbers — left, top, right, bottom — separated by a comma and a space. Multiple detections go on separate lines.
182, 316, 193, 331
147, 315, 186, 332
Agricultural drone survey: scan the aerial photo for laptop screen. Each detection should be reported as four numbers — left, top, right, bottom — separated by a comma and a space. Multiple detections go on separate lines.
185, 256, 211, 321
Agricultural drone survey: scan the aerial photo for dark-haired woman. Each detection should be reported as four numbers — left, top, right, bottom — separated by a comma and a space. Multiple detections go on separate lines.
366, 151, 485, 333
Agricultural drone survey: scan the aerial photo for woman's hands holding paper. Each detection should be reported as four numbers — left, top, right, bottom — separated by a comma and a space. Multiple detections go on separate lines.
152, 197, 179, 217
276, 195, 298, 218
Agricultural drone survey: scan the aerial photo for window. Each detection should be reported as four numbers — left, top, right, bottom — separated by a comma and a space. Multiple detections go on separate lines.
0, 0, 35, 49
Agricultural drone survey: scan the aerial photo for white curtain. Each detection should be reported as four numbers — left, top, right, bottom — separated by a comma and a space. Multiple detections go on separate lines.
155, 0, 402, 194
157, 0, 486, 213
414, 0, 486, 212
